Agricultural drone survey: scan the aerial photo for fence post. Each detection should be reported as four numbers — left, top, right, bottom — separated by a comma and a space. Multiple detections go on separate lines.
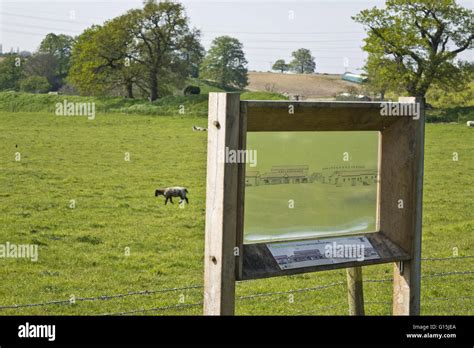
392, 96, 425, 315
346, 267, 365, 315
203, 93, 241, 315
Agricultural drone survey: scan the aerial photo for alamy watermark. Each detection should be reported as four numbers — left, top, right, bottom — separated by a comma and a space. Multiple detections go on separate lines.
0, 242, 38, 262
324, 241, 365, 261
55, 100, 95, 120
380, 102, 420, 120
224, 147, 257, 167
18, 322, 55, 341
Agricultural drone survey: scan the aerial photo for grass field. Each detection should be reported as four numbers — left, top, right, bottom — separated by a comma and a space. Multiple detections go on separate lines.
0, 99, 472, 315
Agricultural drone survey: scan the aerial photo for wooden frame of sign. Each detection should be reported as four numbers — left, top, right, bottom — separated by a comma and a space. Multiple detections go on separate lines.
203, 93, 425, 316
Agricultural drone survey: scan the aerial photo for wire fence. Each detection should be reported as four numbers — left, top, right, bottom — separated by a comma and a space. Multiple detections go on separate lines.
0, 255, 472, 315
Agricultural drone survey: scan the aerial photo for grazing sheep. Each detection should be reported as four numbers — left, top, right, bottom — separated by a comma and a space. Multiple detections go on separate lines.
155, 187, 189, 205
467, 121, 474, 127
192, 125, 207, 132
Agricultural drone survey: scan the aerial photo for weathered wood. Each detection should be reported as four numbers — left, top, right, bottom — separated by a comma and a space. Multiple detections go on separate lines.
202, 95, 424, 316
235, 102, 248, 280
203, 93, 241, 315
380, 119, 417, 253
391, 97, 425, 315
375, 132, 383, 232
346, 267, 365, 315
239, 232, 410, 281
242, 101, 401, 132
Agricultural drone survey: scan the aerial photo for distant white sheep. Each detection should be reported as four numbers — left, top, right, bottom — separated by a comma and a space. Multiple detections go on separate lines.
155, 187, 189, 205
192, 125, 207, 132
467, 121, 474, 127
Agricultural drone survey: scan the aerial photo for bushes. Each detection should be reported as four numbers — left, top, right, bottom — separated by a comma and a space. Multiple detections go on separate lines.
0, 90, 287, 115
427, 82, 474, 109
116, 94, 209, 116
426, 106, 474, 123
0, 91, 209, 116
0, 92, 138, 113
19, 76, 51, 93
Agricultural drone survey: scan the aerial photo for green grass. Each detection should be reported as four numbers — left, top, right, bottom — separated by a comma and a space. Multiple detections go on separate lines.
0, 88, 287, 117
0, 104, 472, 315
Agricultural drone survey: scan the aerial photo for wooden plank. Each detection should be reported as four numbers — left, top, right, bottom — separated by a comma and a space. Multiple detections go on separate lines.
391, 97, 425, 315
393, 261, 411, 315
239, 232, 410, 281
243, 101, 403, 132
375, 132, 382, 232
235, 102, 248, 280
346, 267, 365, 315
203, 93, 241, 315
379, 117, 416, 254
244, 100, 386, 109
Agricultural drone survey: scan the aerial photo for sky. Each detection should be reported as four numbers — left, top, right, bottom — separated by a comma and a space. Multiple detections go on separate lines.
0, 0, 472, 74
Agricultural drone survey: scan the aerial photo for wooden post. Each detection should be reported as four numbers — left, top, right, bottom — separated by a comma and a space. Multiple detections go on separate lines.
392, 97, 425, 315
235, 102, 247, 280
203, 93, 240, 315
346, 267, 365, 315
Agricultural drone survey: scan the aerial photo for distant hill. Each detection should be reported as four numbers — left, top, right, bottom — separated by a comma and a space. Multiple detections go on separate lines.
247, 71, 360, 100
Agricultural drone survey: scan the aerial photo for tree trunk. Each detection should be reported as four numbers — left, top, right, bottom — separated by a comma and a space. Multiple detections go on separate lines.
126, 81, 134, 99
149, 70, 158, 102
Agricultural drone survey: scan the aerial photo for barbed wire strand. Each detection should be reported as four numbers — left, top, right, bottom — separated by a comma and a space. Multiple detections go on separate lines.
0, 284, 203, 310
422, 255, 474, 261
0, 255, 472, 312
102, 302, 204, 316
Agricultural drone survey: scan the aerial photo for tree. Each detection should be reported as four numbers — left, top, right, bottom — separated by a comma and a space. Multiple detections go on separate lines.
69, 18, 142, 98
353, 0, 474, 98
272, 59, 289, 73
363, 53, 403, 100
127, 1, 203, 100
0, 55, 24, 91
68, 1, 203, 100
200, 36, 248, 89
180, 32, 205, 78
23, 53, 60, 90
38, 33, 74, 87
290, 48, 316, 74
20, 76, 51, 93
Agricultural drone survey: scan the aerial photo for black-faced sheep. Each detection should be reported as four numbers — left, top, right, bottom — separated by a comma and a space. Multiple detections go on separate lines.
192, 125, 207, 132
155, 187, 189, 205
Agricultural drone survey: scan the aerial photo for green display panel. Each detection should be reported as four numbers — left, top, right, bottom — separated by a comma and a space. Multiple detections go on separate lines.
244, 131, 380, 244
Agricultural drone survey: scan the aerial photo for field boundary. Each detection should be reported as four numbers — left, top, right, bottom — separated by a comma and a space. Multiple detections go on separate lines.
1, 255, 472, 315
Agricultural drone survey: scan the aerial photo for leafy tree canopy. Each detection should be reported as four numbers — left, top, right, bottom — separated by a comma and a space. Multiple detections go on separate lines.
353, 0, 474, 97
272, 59, 289, 73
200, 36, 249, 89
0, 55, 24, 91
290, 48, 316, 74
69, 1, 203, 100
38, 33, 75, 83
